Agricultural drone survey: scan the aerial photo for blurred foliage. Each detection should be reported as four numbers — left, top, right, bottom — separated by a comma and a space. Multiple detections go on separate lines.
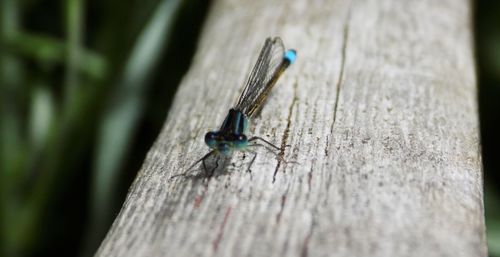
0, 0, 210, 256
0, 0, 499, 256
476, 0, 500, 256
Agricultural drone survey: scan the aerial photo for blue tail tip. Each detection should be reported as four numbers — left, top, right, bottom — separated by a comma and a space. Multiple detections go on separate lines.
284, 49, 297, 64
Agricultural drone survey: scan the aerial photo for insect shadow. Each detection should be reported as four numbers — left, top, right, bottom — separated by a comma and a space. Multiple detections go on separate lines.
169, 153, 232, 181
169, 143, 285, 181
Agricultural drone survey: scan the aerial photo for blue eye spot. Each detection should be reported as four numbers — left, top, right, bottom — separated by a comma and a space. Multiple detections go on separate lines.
205, 132, 217, 148
233, 134, 248, 150
284, 49, 297, 64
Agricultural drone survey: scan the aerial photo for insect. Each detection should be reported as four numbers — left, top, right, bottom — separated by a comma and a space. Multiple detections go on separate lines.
183, 37, 296, 176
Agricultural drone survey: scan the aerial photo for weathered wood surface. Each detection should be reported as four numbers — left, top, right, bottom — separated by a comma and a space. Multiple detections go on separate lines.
95, 0, 486, 256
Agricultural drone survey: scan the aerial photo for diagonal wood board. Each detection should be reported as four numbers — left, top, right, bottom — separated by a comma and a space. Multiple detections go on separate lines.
96, 0, 486, 256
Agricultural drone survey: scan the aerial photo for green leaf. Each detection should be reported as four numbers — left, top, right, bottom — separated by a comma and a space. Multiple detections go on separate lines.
29, 86, 55, 150
7, 32, 107, 80
81, 0, 183, 255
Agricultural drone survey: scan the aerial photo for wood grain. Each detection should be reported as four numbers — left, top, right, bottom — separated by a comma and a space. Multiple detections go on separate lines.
95, 0, 486, 256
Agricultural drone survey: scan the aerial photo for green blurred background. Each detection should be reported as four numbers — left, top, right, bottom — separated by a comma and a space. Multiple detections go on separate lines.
0, 0, 498, 256
478, 0, 500, 256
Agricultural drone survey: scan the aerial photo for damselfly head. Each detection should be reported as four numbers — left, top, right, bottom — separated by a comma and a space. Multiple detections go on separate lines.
204, 131, 248, 155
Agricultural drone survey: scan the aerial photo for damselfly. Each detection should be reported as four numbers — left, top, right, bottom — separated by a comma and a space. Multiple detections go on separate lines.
182, 37, 296, 176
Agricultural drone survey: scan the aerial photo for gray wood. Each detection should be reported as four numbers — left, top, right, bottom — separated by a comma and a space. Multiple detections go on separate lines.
95, 0, 486, 256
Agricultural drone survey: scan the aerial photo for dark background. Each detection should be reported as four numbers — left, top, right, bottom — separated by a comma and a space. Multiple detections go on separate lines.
0, 0, 498, 256
477, 0, 500, 255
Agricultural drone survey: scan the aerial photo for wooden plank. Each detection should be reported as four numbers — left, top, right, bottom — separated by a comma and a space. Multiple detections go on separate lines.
95, 0, 486, 256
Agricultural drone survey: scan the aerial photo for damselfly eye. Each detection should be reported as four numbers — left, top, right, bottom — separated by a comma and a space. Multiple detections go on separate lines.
233, 134, 248, 150
205, 132, 218, 148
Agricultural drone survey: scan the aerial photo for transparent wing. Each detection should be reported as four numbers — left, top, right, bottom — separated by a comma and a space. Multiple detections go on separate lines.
235, 37, 286, 117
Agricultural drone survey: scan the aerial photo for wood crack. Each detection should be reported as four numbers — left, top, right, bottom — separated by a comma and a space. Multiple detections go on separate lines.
273, 81, 299, 183
325, 5, 350, 158
212, 206, 232, 252
275, 194, 287, 224
329, 5, 351, 137
300, 215, 316, 257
